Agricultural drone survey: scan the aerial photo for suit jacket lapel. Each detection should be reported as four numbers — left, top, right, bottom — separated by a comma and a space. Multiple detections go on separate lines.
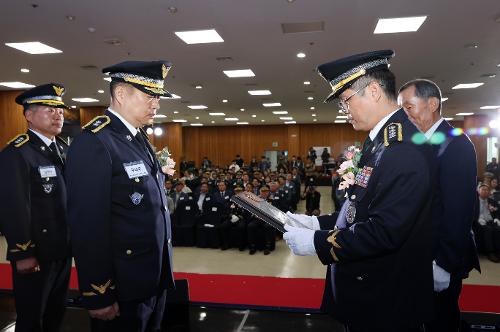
27, 131, 63, 168
105, 110, 154, 168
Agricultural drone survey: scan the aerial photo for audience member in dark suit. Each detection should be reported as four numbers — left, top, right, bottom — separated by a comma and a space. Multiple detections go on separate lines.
399, 79, 481, 332
213, 181, 234, 250
486, 158, 499, 179
247, 186, 275, 255
227, 187, 248, 250
258, 156, 270, 173
164, 179, 175, 200
235, 154, 244, 168
305, 186, 321, 215
201, 156, 212, 170
269, 182, 289, 213
476, 184, 500, 263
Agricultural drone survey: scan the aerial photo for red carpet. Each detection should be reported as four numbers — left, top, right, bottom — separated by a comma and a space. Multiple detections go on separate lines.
0, 263, 498, 313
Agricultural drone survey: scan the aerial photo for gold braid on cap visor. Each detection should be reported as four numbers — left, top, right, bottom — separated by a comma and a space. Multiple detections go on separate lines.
329, 58, 389, 94
110, 72, 164, 89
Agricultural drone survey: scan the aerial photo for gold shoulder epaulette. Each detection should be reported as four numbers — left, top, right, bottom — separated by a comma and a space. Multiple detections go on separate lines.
383, 122, 403, 147
82, 115, 110, 133
7, 134, 29, 148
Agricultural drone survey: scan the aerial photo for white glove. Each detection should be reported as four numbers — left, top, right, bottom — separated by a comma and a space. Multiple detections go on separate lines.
478, 218, 487, 226
433, 261, 450, 292
285, 211, 320, 230
283, 225, 316, 256
230, 215, 239, 223
494, 218, 500, 226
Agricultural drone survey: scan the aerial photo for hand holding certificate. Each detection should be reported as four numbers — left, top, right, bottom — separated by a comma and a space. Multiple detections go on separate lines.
230, 191, 289, 233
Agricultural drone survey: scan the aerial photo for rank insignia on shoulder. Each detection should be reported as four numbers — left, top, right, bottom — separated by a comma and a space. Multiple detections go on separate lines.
7, 134, 29, 148
383, 122, 403, 146
83, 115, 111, 133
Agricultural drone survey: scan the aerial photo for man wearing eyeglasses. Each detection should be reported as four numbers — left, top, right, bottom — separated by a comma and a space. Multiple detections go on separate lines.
65, 61, 175, 332
0, 84, 71, 332
283, 50, 434, 332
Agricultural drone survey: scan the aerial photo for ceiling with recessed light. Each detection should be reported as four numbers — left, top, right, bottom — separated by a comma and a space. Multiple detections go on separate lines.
1, 0, 499, 127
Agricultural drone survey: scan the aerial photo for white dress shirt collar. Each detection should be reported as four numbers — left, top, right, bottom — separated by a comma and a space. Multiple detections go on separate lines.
108, 108, 138, 136
369, 109, 399, 141
29, 128, 55, 147
424, 118, 445, 140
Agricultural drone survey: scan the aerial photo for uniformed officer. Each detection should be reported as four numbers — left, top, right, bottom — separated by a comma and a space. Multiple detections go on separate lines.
65, 61, 175, 332
398, 79, 481, 332
0, 83, 71, 332
283, 50, 434, 332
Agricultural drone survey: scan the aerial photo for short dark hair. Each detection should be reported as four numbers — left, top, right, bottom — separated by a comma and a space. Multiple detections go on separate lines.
352, 69, 397, 101
398, 79, 442, 113
110, 81, 132, 99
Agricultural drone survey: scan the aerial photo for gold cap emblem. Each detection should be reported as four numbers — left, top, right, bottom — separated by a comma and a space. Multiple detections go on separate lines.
53, 86, 64, 96
162, 64, 169, 79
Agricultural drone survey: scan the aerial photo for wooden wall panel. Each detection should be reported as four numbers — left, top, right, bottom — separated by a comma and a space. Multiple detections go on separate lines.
287, 125, 300, 158
298, 124, 367, 159
79, 106, 106, 126
148, 123, 183, 172
181, 124, 368, 167
183, 125, 288, 167
0, 90, 27, 147
464, 115, 491, 179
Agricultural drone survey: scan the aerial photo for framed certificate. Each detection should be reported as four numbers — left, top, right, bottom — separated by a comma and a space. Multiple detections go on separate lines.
230, 191, 288, 233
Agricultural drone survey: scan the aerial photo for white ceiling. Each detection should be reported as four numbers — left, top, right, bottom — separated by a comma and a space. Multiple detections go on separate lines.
1, 0, 500, 126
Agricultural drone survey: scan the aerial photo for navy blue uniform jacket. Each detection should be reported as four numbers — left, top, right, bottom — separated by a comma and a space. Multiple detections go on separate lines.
314, 109, 434, 331
0, 131, 69, 262
430, 120, 480, 278
65, 111, 174, 310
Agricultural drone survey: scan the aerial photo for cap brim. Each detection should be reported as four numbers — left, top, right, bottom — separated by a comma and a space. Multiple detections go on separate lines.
25, 101, 69, 110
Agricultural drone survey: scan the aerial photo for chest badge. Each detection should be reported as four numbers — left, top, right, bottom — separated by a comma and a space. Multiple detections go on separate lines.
346, 201, 356, 224
130, 192, 144, 205
42, 183, 53, 194
355, 166, 373, 188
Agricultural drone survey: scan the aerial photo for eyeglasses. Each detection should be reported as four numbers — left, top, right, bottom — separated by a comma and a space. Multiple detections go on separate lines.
146, 95, 160, 103
338, 81, 382, 114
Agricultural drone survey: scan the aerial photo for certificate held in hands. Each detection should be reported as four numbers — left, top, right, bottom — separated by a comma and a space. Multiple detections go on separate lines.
230, 191, 289, 233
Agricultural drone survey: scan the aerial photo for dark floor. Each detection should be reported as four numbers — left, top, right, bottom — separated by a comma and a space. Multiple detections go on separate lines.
0, 294, 498, 332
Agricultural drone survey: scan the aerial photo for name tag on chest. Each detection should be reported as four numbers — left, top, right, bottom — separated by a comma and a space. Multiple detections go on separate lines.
123, 161, 149, 179
39, 166, 57, 178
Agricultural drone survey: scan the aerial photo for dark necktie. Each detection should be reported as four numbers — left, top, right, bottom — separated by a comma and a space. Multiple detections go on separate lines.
135, 132, 155, 163
358, 136, 374, 168
49, 142, 64, 165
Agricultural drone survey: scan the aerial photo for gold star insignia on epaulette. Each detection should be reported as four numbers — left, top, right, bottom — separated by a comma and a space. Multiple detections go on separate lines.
384, 122, 403, 147
7, 134, 29, 148
53, 86, 64, 96
90, 279, 113, 295
82, 115, 111, 133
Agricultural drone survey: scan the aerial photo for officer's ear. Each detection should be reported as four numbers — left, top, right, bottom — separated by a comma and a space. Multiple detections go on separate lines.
112, 83, 130, 106
367, 81, 383, 103
428, 97, 440, 114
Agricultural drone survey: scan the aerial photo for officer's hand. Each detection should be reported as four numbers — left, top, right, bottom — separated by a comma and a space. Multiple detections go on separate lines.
285, 211, 320, 230
89, 302, 120, 321
283, 225, 316, 256
16, 257, 40, 274
432, 261, 450, 292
